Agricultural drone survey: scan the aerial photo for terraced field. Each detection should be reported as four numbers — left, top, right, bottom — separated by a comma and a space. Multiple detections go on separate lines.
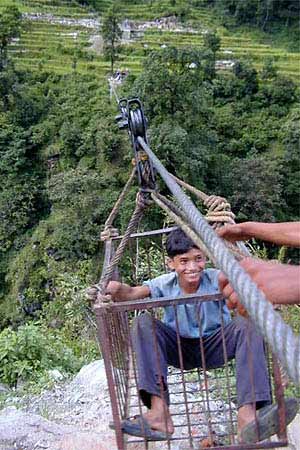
3, 0, 300, 82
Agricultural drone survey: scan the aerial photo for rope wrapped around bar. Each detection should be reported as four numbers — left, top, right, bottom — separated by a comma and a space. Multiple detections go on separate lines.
138, 135, 300, 385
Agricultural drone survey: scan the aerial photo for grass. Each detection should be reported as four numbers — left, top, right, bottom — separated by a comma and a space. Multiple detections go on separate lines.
2, 0, 299, 82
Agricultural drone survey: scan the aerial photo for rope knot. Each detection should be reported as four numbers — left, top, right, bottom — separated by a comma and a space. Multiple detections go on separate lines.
86, 283, 112, 309
100, 226, 119, 241
204, 195, 235, 229
136, 191, 153, 209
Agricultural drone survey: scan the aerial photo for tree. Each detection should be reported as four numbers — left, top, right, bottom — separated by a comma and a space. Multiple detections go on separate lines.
0, 6, 22, 70
133, 46, 215, 122
223, 155, 285, 222
203, 30, 221, 55
260, 57, 277, 80
102, 4, 122, 74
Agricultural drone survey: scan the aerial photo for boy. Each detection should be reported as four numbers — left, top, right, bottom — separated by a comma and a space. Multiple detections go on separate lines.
104, 228, 271, 442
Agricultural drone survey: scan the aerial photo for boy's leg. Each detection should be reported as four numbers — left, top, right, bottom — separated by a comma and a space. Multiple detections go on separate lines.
202, 317, 271, 437
131, 312, 180, 434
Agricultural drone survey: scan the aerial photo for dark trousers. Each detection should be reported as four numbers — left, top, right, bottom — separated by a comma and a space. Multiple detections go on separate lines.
132, 312, 271, 409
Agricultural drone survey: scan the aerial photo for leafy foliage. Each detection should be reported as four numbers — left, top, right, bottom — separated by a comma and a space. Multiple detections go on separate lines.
212, 0, 300, 30
0, 6, 22, 70
0, 323, 82, 387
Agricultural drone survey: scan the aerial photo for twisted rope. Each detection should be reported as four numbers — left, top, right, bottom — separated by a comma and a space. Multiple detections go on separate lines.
104, 167, 136, 230
98, 192, 151, 294
138, 136, 300, 385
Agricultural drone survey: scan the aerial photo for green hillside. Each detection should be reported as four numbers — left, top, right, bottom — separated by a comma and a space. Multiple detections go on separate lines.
2, 0, 300, 81
0, 0, 299, 396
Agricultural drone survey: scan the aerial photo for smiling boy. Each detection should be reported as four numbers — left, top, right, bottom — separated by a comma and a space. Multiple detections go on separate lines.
105, 228, 271, 441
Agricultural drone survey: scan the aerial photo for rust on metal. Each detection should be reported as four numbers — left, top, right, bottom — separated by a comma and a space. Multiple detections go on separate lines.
95, 228, 291, 450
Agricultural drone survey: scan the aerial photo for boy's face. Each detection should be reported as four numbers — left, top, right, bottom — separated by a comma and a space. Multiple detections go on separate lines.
168, 248, 206, 289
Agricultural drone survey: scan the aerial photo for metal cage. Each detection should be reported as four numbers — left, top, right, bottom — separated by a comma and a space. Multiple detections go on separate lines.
95, 228, 290, 450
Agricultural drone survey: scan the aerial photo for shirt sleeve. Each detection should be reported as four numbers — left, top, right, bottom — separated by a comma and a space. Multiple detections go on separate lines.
142, 277, 164, 298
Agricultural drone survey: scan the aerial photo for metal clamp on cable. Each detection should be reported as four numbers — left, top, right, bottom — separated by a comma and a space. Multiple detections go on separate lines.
128, 98, 156, 192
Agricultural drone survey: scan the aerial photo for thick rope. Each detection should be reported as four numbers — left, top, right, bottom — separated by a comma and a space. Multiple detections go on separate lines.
104, 167, 136, 230
97, 192, 150, 295
138, 136, 300, 385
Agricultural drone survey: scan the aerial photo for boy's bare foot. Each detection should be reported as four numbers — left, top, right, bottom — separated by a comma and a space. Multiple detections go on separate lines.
237, 403, 256, 441
143, 409, 174, 435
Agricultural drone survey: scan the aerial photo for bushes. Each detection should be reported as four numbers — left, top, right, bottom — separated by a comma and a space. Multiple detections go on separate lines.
0, 323, 82, 387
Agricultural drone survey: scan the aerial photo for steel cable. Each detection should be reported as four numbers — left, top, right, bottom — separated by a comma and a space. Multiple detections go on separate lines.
138, 136, 300, 385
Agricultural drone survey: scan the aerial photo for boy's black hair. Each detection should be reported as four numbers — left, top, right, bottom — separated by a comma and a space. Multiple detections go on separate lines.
166, 228, 198, 258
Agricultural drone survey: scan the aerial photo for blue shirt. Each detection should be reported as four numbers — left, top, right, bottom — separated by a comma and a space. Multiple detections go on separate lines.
143, 269, 231, 338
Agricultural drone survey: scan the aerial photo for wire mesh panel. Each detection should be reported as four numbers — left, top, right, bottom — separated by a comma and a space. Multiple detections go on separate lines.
95, 229, 292, 450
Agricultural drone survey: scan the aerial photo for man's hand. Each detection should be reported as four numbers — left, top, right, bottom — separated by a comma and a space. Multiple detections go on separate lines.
105, 281, 123, 299
218, 221, 300, 247
219, 258, 276, 316
219, 257, 300, 310
218, 224, 252, 243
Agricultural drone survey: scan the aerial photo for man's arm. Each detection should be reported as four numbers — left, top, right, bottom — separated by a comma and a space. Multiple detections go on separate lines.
219, 258, 300, 312
105, 280, 150, 302
218, 222, 300, 247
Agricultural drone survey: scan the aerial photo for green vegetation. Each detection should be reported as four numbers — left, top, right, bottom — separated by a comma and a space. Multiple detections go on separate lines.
0, 323, 81, 387
102, 3, 122, 73
0, 0, 299, 391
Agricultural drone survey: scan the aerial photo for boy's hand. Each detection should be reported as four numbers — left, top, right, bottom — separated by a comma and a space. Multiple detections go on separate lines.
218, 274, 248, 317
86, 285, 112, 304
105, 281, 122, 299
218, 257, 273, 317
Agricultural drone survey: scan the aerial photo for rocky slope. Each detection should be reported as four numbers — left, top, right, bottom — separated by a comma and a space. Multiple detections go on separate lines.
0, 360, 299, 450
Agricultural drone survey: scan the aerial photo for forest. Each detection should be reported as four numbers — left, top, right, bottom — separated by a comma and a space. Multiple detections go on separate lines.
0, 0, 299, 388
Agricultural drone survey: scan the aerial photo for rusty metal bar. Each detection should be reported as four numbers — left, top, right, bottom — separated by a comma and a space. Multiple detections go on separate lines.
151, 314, 172, 450
219, 303, 235, 444
273, 356, 288, 440
111, 226, 178, 240
126, 439, 288, 449
174, 306, 193, 448
95, 308, 125, 450
109, 292, 224, 311
197, 305, 215, 443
